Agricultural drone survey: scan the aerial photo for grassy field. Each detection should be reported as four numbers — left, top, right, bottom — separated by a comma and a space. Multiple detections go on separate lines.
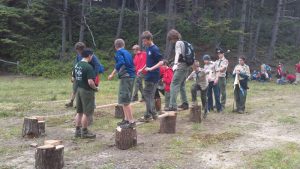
0, 75, 300, 169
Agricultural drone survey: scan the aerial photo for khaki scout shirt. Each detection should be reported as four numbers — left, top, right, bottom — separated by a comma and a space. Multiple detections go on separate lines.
215, 57, 229, 78
204, 61, 217, 82
232, 64, 251, 80
187, 67, 208, 90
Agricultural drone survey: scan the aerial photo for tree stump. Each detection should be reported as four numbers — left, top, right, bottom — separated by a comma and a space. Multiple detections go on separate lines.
35, 144, 64, 169
38, 121, 45, 136
44, 140, 63, 146
189, 105, 202, 123
155, 98, 161, 113
115, 126, 137, 150
159, 112, 177, 134
22, 117, 40, 138
115, 105, 124, 119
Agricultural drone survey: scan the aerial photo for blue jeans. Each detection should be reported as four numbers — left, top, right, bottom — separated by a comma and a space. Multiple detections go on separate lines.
207, 81, 222, 112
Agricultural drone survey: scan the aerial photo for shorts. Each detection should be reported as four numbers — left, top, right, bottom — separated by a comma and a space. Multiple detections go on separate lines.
76, 87, 95, 115
118, 78, 135, 105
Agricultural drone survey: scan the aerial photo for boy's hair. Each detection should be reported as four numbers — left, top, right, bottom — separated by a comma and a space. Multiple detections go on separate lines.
141, 31, 153, 40
132, 44, 140, 50
114, 39, 125, 49
75, 42, 86, 51
239, 56, 246, 61
81, 48, 93, 58
167, 29, 182, 41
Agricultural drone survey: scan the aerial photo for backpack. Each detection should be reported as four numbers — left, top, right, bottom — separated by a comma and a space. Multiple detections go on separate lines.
181, 41, 195, 66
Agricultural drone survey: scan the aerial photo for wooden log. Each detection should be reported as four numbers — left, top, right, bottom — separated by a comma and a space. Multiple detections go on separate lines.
115, 105, 124, 119
189, 105, 202, 123
155, 98, 161, 113
38, 121, 45, 136
159, 113, 177, 134
32, 116, 45, 121
115, 126, 137, 150
35, 144, 64, 169
44, 140, 63, 146
22, 117, 40, 138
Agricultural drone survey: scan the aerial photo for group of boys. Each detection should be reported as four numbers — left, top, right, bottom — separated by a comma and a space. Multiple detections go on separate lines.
69, 29, 251, 139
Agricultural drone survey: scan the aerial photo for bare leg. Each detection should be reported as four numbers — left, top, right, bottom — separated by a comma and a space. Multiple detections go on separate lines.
75, 113, 82, 127
123, 104, 134, 123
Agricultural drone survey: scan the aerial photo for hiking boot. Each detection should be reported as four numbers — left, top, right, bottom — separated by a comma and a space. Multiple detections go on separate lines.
117, 119, 129, 126
81, 129, 96, 139
138, 116, 152, 123
203, 109, 208, 119
178, 103, 189, 110
74, 129, 81, 138
164, 107, 177, 111
238, 110, 245, 114
120, 122, 136, 129
65, 101, 73, 108
152, 114, 158, 120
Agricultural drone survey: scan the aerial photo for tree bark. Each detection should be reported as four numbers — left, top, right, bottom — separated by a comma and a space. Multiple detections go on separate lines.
79, 0, 86, 42
267, 0, 283, 62
145, 0, 149, 31
138, 0, 144, 48
68, 12, 72, 49
38, 121, 45, 136
238, 0, 247, 56
252, 0, 265, 60
61, 0, 67, 60
115, 127, 137, 150
165, 0, 176, 60
35, 145, 64, 169
189, 105, 201, 123
116, 0, 126, 38
22, 117, 40, 138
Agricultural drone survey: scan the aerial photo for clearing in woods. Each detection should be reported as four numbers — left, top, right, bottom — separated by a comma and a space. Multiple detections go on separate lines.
0, 76, 300, 169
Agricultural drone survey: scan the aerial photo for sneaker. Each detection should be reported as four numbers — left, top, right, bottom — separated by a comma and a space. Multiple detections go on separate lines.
74, 129, 81, 138
117, 119, 129, 126
65, 101, 73, 108
81, 129, 96, 139
238, 110, 245, 114
164, 107, 177, 111
152, 114, 158, 120
203, 109, 208, 119
131, 97, 138, 102
178, 103, 189, 110
120, 122, 136, 129
138, 116, 152, 123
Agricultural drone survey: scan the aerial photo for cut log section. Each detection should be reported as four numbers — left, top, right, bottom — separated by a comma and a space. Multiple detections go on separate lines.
115, 126, 137, 150
115, 105, 124, 119
189, 105, 202, 123
155, 98, 161, 113
35, 144, 64, 169
159, 111, 177, 134
44, 140, 63, 146
22, 117, 40, 138
38, 121, 45, 135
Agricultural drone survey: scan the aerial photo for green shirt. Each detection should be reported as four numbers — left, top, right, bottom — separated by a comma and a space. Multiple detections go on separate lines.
74, 61, 95, 91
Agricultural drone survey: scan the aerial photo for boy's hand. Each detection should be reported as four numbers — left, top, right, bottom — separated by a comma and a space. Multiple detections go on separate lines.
172, 65, 178, 71
71, 77, 75, 83
145, 67, 152, 72
137, 69, 143, 75
213, 79, 218, 85
108, 74, 114, 80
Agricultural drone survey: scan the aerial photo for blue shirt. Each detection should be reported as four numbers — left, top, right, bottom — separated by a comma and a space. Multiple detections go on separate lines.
114, 48, 135, 78
75, 54, 103, 75
145, 44, 163, 83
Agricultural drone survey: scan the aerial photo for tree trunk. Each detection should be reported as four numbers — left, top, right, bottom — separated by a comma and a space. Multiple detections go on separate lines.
68, 12, 72, 50
61, 0, 67, 60
296, 26, 300, 47
190, 105, 201, 123
22, 117, 40, 138
159, 113, 177, 134
115, 105, 124, 119
138, 0, 144, 48
252, 0, 265, 60
145, 0, 149, 31
38, 121, 45, 136
247, 0, 255, 57
165, 0, 176, 60
267, 0, 283, 62
238, 0, 247, 56
192, 0, 199, 22
79, 0, 86, 42
116, 0, 126, 38
35, 145, 64, 169
115, 127, 137, 150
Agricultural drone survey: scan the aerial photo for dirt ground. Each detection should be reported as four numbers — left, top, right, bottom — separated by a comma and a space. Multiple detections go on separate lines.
0, 77, 300, 169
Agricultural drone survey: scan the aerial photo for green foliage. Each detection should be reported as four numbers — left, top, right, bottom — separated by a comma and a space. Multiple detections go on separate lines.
275, 45, 300, 61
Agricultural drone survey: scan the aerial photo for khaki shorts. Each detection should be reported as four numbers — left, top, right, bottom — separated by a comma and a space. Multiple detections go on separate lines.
118, 78, 135, 105
76, 87, 95, 115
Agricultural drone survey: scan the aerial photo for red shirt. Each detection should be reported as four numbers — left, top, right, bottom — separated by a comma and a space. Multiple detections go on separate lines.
133, 51, 147, 75
295, 63, 300, 73
286, 74, 296, 82
277, 65, 283, 75
160, 66, 173, 92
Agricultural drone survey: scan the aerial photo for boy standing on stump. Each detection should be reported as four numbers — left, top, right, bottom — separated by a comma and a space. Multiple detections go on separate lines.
108, 39, 136, 128
186, 60, 209, 118
74, 49, 98, 138
215, 48, 229, 110
138, 31, 164, 122
233, 56, 250, 114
